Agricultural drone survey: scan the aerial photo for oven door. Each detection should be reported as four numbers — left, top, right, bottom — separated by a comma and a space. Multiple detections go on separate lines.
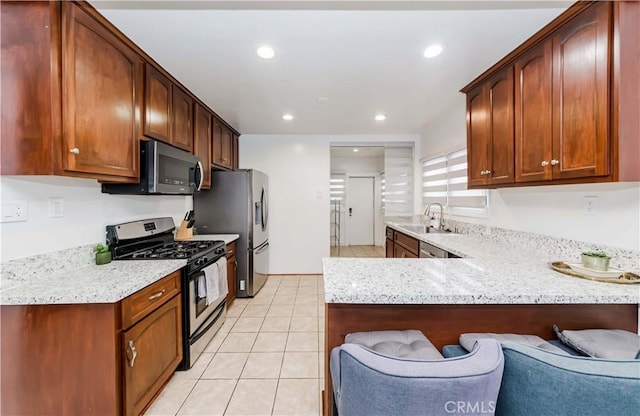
188, 267, 226, 336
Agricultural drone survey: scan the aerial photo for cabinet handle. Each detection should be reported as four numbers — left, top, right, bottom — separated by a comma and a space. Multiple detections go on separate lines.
127, 340, 138, 368
148, 290, 165, 300
400, 252, 406, 258
69, 148, 80, 155
234, 260, 237, 270
551, 159, 559, 166
541, 160, 549, 167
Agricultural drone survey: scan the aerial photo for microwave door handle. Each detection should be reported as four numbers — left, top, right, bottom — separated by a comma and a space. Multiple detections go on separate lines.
196, 160, 204, 191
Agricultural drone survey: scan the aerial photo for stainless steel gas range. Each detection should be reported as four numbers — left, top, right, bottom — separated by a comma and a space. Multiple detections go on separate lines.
107, 217, 226, 370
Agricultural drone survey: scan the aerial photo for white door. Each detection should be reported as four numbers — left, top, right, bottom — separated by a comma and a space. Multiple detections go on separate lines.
348, 177, 374, 245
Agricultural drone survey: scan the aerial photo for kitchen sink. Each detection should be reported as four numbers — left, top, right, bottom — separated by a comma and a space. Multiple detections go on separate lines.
401, 224, 451, 234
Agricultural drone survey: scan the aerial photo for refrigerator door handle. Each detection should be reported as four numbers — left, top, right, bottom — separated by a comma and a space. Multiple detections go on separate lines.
260, 186, 268, 231
255, 241, 269, 255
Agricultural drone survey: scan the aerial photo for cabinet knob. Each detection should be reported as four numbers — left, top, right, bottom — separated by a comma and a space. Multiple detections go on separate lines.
69, 148, 80, 155
541, 160, 549, 167
551, 159, 559, 166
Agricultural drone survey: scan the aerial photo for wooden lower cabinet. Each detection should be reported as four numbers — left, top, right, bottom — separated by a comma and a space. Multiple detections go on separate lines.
226, 242, 237, 306
123, 295, 182, 416
394, 244, 418, 259
385, 238, 394, 258
0, 271, 183, 415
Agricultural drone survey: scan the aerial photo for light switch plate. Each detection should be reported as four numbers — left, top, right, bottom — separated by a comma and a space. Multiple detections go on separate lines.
49, 198, 64, 218
583, 196, 598, 216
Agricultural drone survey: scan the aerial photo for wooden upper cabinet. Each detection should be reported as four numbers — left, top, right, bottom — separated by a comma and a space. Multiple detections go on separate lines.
466, 86, 490, 187
171, 85, 194, 151
144, 65, 172, 143
212, 117, 233, 170
551, 2, 610, 180
62, 2, 140, 179
514, 41, 553, 183
487, 68, 514, 184
194, 104, 212, 189
466, 67, 514, 187
232, 134, 239, 170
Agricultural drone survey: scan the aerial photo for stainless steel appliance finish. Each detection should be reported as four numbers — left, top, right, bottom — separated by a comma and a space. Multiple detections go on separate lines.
194, 169, 269, 297
102, 140, 203, 195
107, 217, 226, 370
419, 241, 460, 258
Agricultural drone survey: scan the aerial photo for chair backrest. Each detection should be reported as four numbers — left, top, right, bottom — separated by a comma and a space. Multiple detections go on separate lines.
330, 339, 504, 416
497, 342, 640, 416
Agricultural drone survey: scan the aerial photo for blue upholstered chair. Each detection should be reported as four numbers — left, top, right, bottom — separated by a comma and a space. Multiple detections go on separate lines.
330, 338, 505, 416
495, 342, 640, 416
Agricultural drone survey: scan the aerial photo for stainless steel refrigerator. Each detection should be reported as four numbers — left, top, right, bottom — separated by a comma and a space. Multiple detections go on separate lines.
194, 169, 269, 297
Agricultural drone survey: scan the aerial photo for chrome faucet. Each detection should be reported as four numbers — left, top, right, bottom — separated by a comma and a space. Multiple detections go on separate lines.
423, 202, 445, 230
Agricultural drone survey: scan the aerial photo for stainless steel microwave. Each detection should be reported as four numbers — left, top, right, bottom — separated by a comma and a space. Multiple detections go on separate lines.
102, 140, 203, 195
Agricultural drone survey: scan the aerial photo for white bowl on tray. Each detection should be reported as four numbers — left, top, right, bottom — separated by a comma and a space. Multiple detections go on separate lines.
566, 263, 624, 278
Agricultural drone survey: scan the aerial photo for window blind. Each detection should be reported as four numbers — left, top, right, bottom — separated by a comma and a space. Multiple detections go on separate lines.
421, 148, 487, 214
383, 147, 414, 215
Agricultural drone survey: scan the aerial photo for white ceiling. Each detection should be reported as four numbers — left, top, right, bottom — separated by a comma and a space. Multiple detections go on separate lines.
331, 146, 384, 158
95, 1, 569, 135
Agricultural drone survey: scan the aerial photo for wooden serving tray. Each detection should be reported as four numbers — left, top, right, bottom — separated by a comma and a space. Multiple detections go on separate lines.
549, 261, 640, 284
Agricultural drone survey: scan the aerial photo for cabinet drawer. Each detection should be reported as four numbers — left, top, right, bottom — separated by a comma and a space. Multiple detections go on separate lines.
226, 241, 236, 259
121, 271, 181, 329
386, 227, 394, 239
394, 231, 419, 255
394, 244, 418, 259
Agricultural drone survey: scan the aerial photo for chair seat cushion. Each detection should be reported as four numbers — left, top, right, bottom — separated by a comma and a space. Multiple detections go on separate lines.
553, 324, 640, 359
460, 333, 568, 355
345, 329, 444, 359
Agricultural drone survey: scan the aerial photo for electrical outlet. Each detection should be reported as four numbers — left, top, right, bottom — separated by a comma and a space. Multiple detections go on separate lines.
49, 198, 64, 218
583, 196, 598, 216
1, 200, 28, 223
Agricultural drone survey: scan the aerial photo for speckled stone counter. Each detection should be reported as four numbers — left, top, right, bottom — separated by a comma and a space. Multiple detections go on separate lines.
191, 234, 240, 245
1, 245, 186, 305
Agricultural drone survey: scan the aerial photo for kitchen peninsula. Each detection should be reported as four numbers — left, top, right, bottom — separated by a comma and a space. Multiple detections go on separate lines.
322, 221, 640, 415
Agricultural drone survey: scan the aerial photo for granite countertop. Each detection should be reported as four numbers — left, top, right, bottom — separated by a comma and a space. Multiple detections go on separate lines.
323, 220, 640, 305
191, 234, 240, 245
1, 246, 186, 306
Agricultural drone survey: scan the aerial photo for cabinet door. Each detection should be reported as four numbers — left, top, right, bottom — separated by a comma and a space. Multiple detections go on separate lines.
211, 117, 224, 169
394, 244, 418, 259
466, 85, 489, 187
62, 2, 140, 179
487, 68, 515, 185
123, 295, 182, 416
385, 238, 394, 258
220, 126, 234, 170
515, 41, 553, 182
552, 2, 610, 180
227, 255, 237, 306
194, 104, 212, 189
232, 134, 239, 170
171, 85, 194, 151
144, 65, 172, 143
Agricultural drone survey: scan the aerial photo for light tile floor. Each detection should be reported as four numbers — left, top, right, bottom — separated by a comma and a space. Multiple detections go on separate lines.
146, 275, 325, 416
330, 245, 385, 258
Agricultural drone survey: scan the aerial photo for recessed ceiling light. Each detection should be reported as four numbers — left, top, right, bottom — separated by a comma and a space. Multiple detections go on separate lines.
316, 97, 329, 104
423, 45, 443, 58
257, 46, 275, 59
282, 113, 293, 121
374, 114, 386, 121
353, 148, 359, 152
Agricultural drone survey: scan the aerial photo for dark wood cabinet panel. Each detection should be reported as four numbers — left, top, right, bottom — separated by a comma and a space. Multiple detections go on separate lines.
144, 65, 172, 142
171, 85, 194, 151
514, 41, 553, 183
194, 103, 212, 189
226, 242, 237, 306
212, 117, 233, 170
385, 238, 394, 258
552, 2, 610, 180
394, 244, 418, 259
232, 134, 239, 170
466, 87, 490, 187
123, 295, 182, 416
394, 231, 419, 256
121, 271, 181, 329
487, 68, 514, 184
62, 2, 140, 179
